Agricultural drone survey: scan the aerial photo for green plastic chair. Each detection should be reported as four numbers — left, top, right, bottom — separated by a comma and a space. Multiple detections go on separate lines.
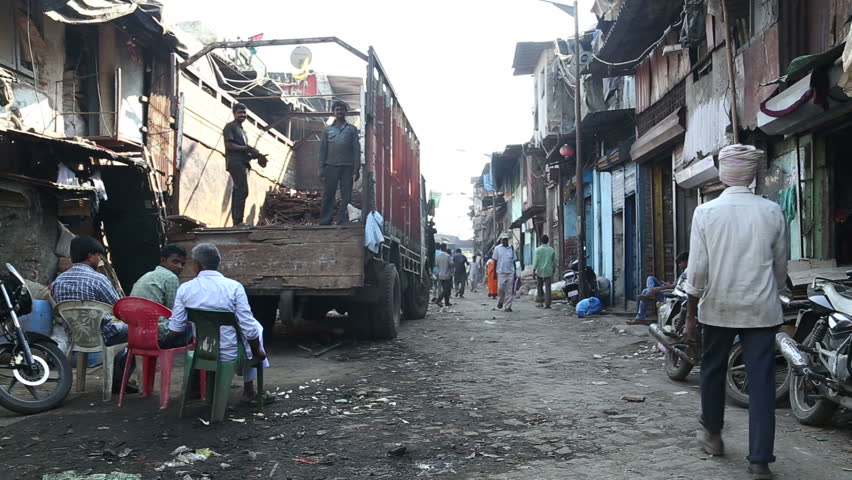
178, 309, 264, 422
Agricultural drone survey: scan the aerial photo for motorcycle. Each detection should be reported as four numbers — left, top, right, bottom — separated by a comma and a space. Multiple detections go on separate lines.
0, 263, 72, 414
648, 279, 794, 405
562, 257, 598, 306
777, 274, 852, 425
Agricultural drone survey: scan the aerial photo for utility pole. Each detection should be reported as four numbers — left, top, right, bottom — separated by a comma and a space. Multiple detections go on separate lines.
573, 0, 588, 299
721, 0, 740, 143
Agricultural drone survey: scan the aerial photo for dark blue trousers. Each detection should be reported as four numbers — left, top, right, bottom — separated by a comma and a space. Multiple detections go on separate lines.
700, 324, 778, 464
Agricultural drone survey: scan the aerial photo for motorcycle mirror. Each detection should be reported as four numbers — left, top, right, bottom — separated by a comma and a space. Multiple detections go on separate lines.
5, 263, 25, 287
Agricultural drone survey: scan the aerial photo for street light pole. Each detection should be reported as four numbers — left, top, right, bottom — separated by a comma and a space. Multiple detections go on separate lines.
573, 0, 587, 299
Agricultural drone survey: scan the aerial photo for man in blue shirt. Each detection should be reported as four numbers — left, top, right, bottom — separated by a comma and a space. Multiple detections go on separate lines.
319, 101, 361, 225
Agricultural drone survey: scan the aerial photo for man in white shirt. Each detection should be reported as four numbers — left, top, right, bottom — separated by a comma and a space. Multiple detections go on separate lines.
167, 243, 272, 405
493, 234, 516, 312
683, 145, 787, 480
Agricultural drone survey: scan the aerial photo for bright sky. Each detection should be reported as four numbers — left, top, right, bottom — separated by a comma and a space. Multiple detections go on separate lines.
164, 0, 596, 240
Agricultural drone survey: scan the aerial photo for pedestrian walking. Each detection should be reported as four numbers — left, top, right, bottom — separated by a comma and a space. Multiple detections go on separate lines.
469, 255, 481, 293
452, 249, 469, 298
435, 245, 454, 307
532, 235, 556, 308
485, 256, 497, 298
683, 145, 787, 480
493, 233, 516, 312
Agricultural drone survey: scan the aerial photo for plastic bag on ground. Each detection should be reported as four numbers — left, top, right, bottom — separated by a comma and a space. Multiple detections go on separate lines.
576, 297, 603, 318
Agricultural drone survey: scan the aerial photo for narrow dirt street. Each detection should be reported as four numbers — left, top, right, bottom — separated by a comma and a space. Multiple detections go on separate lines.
2, 291, 851, 479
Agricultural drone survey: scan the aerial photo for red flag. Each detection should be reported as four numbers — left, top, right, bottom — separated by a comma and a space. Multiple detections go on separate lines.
249, 33, 264, 41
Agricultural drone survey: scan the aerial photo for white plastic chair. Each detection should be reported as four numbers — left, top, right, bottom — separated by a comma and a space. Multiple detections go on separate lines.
55, 300, 126, 402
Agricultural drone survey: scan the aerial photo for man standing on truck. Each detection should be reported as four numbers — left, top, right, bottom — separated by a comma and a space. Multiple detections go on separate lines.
319, 100, 361, 225
224, 103, 267, 227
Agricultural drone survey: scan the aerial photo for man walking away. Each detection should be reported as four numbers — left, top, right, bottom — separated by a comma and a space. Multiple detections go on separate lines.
224, 103, 266, 227
469, 255, 481, 293
319, 101, 361, 225
683, 145, 787, 480
435, 245, 453, 307
452, 249, 469, 298
533, 235, 556, 309
493, 234, 516, 312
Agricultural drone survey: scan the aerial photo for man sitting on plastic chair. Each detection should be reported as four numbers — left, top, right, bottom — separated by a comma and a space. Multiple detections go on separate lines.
164, 243, 274, 406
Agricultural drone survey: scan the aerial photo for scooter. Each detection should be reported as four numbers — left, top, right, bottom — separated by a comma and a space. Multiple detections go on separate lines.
777, 273, 852, 425
0, 264, 72, 414
562, 257, 598, 306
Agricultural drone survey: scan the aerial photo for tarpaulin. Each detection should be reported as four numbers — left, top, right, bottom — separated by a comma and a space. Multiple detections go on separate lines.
40, 0, 162, 25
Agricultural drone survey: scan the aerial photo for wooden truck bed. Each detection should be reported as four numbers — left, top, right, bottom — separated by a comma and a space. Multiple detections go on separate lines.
172, 225, 365, 293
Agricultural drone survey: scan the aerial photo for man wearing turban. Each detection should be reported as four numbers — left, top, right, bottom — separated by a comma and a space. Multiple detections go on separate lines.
682, 144, 788, 480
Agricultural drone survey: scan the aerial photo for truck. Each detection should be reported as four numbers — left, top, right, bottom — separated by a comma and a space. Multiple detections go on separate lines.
173, 39, 433, 339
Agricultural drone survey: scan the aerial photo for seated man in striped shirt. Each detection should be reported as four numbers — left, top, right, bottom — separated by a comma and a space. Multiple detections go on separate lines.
52, 236, 137, 394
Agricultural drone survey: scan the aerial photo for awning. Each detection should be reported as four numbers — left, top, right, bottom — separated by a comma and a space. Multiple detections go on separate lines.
0, 127, 145, 167
0, 172, 96, 193
757, 64, 852, 136
629, 108, 685, 164
675, 156, 718, 189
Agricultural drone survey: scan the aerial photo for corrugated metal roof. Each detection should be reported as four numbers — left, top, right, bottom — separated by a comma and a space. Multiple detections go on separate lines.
593, 0, 683, 73
512, 41, 554, 76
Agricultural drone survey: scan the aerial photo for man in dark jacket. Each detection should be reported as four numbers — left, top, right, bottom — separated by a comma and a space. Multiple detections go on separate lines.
224, 103, 266, 227
319, 100, 361, 225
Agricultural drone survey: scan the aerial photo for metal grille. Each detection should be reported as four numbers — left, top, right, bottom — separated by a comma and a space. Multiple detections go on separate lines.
636, 80, 685, 137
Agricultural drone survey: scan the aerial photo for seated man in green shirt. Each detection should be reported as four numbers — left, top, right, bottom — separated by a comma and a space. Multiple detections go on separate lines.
533, 235, 557, 309
130, 245, 187, 344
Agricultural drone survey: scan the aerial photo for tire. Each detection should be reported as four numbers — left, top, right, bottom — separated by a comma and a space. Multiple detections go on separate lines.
789, 332, 837, 425
402, 275, 429, 320
725, 342, 792, 409
370, 263, 402, 340
664, 348, 694, 381
0, 341, 72, 415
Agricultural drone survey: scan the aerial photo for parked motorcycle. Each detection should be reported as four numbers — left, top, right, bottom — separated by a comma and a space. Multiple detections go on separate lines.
562, 257, 598, 306
0, 264, 71, 414
648, 280, 793, 405
777, 274, 852, 425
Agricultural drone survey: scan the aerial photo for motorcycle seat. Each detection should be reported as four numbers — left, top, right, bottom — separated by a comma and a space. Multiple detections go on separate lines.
824, 283, 852, 313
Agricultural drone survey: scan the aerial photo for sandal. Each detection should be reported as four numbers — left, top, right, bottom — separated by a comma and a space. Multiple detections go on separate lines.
241, 392, 278, 407
626, 318, 654, 326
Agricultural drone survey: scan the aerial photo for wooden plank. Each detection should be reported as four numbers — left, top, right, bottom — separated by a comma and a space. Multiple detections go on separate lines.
174, 228, 365, 290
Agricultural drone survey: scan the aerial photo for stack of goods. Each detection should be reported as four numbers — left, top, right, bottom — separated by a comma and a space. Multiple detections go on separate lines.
260, 190, 322, 225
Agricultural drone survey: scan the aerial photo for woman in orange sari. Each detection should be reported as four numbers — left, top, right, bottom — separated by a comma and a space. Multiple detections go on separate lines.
486, 257, 498, 298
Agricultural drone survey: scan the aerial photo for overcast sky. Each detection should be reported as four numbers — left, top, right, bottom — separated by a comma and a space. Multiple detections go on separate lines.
165, 0, 596, 240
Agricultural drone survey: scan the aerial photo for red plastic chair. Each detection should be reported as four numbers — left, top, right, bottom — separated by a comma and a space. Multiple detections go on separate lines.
114, 297, 204, 409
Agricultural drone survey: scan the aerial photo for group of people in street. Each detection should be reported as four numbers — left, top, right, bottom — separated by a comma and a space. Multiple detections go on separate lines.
48, 236, 273, 405
432, 244, 473, 307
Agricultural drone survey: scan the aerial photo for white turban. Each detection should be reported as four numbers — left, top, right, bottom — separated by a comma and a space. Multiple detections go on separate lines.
718, 144, 763, 187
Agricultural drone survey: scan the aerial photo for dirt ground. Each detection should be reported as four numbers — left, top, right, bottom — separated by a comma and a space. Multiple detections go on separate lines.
2, 289, 852, 479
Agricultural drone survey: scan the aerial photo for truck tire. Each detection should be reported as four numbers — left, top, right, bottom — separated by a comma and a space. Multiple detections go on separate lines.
248, 295, 278, 332
371, 263, 401, 340
402, 275, 429, 320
